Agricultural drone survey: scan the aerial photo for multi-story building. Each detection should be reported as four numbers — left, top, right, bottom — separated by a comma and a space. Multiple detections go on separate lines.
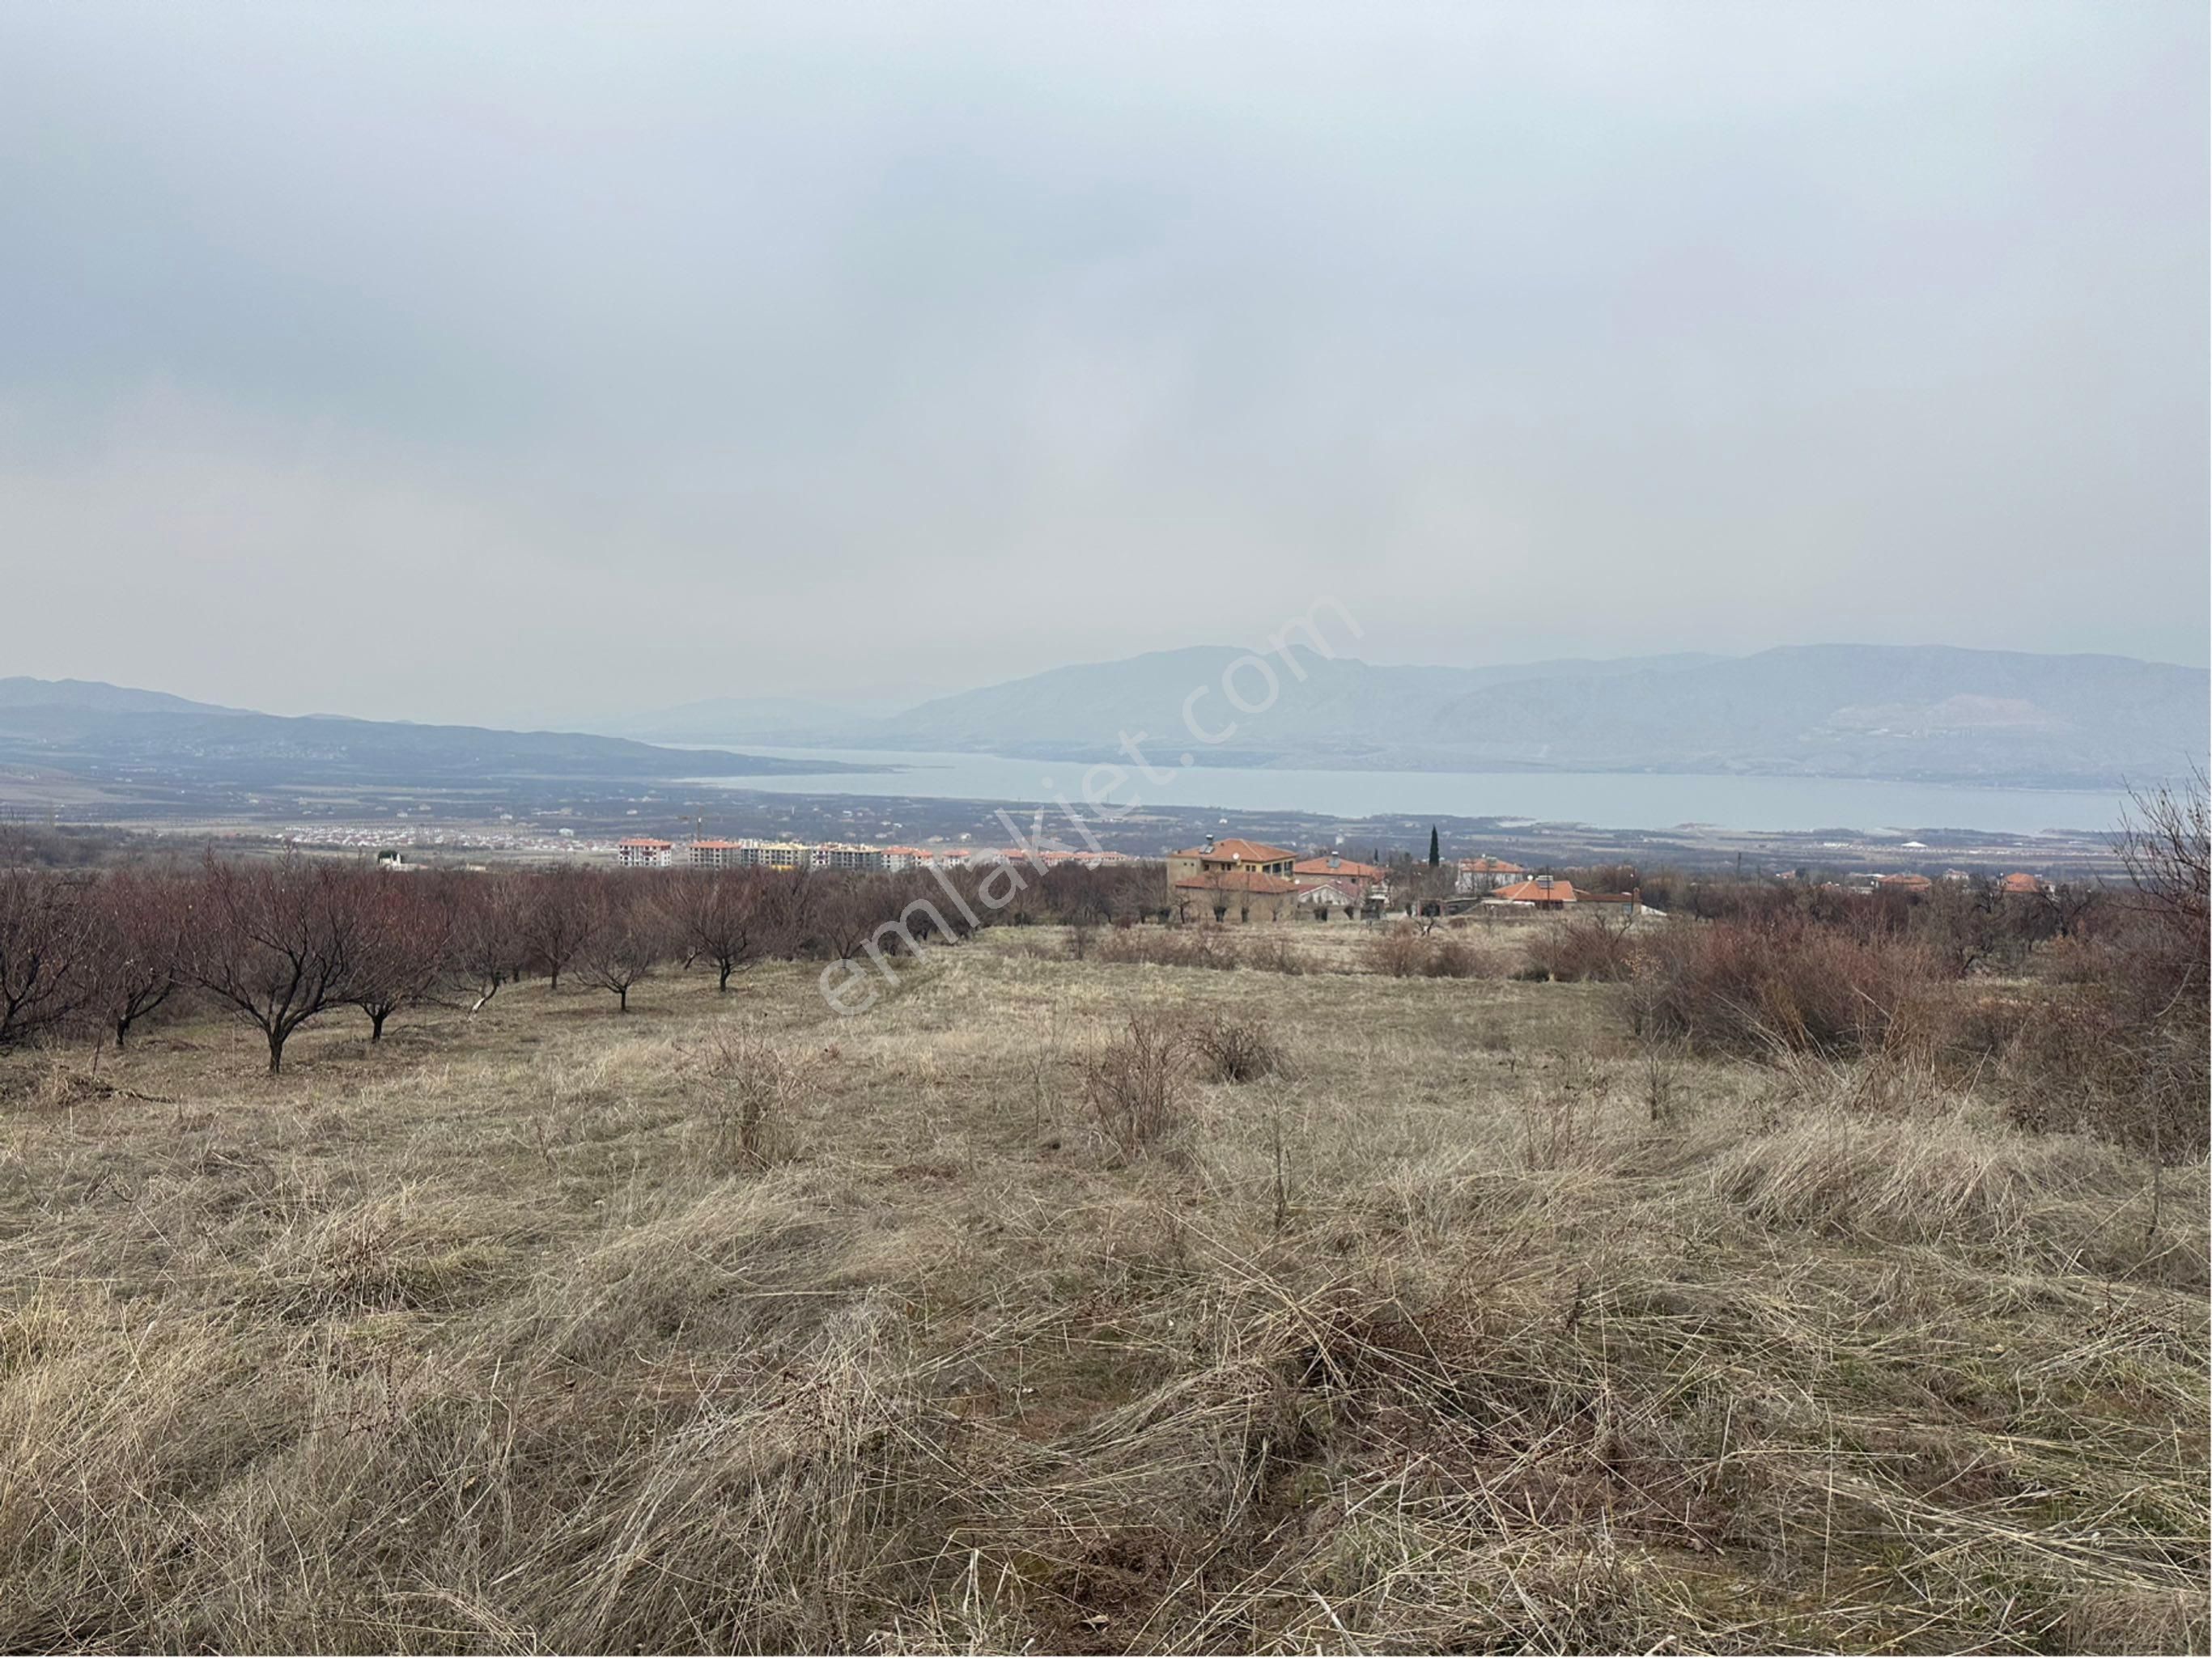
1165, 837, 1297, 886
1455, 855, 1529, 894
616, 837, 673, 868
688, 839, 744, 869
813, 842, 886, 871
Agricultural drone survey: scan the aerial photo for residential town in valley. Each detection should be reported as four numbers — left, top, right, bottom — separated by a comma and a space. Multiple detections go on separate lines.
612, 835, 1144, 873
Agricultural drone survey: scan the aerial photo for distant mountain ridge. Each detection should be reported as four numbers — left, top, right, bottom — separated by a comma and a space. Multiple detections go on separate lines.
607, 644, 2208, 790
0, 677, 851, 791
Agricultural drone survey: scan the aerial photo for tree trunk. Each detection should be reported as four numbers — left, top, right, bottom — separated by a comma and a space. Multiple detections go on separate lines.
718, 963, 732, 992
370, 1009, 388, 1041
617, 986, 628, 1011
267, 1028, 287, 1074
115, 1018, 130, 1049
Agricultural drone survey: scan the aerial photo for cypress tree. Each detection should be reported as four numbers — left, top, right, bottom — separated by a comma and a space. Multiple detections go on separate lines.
1428, 826, 1440, 866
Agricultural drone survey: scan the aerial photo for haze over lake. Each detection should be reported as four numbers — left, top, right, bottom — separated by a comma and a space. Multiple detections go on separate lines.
691, 746, 2134, 837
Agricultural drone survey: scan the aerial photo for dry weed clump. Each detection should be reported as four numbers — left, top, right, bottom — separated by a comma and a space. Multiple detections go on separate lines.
1522, 914, 1638, 982
1089, 924, 1314, 975
1363, 921, 1428, 977
1237, 931, 1312, 975
1628, 916, 1945, 1058
690, 1024, 817, 1169
1710, 1093, 2210, 1285
1363, 922, 1501, 979
1188, 1011, 1290, 1083
1081, 1011, 1190, 1156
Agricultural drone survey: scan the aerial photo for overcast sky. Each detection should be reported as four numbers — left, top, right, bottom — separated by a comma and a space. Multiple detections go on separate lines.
2, 2, 2204, 725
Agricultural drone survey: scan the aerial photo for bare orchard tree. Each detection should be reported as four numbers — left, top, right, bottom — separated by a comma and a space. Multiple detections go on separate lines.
520, 866, 601, 991
667, 868, 764, 992
85, 867, 188, 1050
752, 867, 820, 959
813, 873, 888, 963
2116, 766, 2210, 1020
450, 871, 528, 1013
0, 865, 96, 1050
576, 882, 669, 1012
349, 875, 456, 1041
185, 855, 366, 1074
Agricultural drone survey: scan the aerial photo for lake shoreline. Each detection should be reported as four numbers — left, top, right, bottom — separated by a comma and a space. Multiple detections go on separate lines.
683, 744, 2144, 839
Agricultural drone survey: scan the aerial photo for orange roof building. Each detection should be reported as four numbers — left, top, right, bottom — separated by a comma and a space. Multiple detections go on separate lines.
1293, 853, 1385, 880
1488, 876, 1577, 907
1173, 868, 1298, 896
1165, 837, 1297, 893
1170, 837, 1297, 865
1171, 863, 1301, 922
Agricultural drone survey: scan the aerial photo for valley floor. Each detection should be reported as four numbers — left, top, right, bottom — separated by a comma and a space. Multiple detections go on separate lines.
1, 927, 2205, 1652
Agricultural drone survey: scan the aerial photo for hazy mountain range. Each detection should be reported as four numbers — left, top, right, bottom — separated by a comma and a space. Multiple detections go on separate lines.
600, 644, 2209, 790
0, 679, 848, 792
4, 643, 2202, 804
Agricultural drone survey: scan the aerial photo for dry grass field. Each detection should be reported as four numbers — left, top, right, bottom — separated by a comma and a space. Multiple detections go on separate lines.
2, 921, 2206, 1653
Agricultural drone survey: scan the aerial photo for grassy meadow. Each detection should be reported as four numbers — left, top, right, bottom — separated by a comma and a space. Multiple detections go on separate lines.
2, 918, 2205, 1652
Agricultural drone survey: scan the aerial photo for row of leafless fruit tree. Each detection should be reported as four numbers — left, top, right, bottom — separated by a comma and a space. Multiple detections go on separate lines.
0, 855, 1165, 1071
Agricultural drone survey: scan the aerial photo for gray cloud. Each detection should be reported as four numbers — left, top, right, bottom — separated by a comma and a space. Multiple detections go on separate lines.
2, 0, 2203, 724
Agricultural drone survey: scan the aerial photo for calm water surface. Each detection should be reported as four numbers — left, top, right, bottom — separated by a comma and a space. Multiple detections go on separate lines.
694, 747, 2129, 837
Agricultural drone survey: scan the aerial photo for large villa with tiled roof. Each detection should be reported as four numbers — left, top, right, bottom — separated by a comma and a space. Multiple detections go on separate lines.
1167, 838, 1391, 922
1165, 837, 1301, 921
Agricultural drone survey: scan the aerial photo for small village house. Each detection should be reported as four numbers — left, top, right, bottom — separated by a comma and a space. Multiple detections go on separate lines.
1485, 876, 1577, 910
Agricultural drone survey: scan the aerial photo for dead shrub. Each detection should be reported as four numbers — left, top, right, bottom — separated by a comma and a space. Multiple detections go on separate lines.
1420, 934, 1501, 979
1089, 924, 1311, 976
1082, 1013, 1190, 1156
1364, 922, 1429, 977
1190, 1013, 1289, 1083
1238, 932, 1311, 975
1628, 918, 1945, 1059
693, 1025, 816, 1170
1364, 922, 1503, 979
1523, 915, 1637, 983
1514, 1053, 1614, 1168
1095, 925, 1233, 971
1999, 991, 2209, 1161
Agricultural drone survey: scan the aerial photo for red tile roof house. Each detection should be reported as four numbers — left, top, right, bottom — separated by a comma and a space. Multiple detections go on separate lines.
1292, 853, 1386, 905
1876, 873, 1934, 895
1166, 837, 1297, 878
1485, 876, 1577, 910
1171, 866, 1301, 922
1998, 872, 2046, 897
